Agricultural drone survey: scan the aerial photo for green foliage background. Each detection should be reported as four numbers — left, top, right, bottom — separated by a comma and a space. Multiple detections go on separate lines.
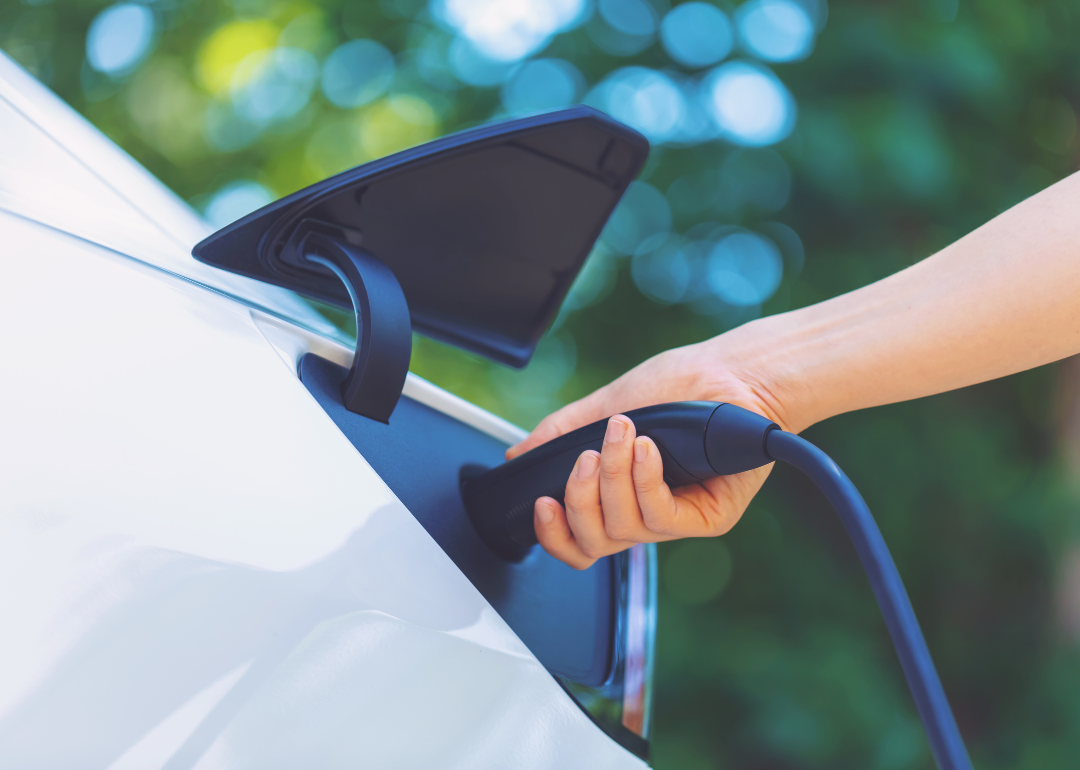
5, 0, 1080, 767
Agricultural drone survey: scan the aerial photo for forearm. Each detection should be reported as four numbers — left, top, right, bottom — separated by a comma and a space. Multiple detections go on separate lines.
724, 171, 1080, 432
515, 166, 1080, 570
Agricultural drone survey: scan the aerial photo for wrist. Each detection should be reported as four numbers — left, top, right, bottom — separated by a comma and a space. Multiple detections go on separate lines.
697, 311, 836, 435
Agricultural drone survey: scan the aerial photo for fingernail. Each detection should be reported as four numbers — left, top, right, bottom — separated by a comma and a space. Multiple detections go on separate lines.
605, 418, 627, 444
536, 500, 555, 525
634, 438, 648, 463
576, 451, 599, 479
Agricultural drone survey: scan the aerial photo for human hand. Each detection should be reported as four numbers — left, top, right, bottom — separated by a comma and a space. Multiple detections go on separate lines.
506, 326, 799, 569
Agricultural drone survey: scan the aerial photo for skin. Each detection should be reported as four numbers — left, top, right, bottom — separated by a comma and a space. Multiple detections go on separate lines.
507, 170, 1080, 570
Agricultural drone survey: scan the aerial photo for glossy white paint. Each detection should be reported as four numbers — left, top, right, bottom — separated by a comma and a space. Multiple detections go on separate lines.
0, 53, 338, 339
250, 310, 529, 447
0, 55, 646, 768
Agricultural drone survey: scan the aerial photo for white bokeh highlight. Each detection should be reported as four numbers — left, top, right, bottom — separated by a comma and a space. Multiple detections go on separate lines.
434, 0, 588, 61
737, 0, 816, 63
702, 61, 796, 146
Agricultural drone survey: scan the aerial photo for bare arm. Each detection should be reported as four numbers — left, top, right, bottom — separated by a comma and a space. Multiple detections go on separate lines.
747, 170, 1080, 433
509, 171, 1080, 569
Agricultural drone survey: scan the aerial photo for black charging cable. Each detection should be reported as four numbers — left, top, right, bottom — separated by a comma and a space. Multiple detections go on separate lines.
464, 402, 974, 770
765, 430, 973, 770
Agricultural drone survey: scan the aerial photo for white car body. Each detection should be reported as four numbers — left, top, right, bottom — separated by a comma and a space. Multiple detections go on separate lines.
0, 53, 647, 769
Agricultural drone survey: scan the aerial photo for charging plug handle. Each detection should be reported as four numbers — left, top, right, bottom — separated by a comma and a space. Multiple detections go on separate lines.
462, 401, 972, 770
462, 402, 777, 562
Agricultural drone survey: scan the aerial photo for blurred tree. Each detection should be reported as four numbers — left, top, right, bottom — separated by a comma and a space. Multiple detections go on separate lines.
3, 0, 1080, 767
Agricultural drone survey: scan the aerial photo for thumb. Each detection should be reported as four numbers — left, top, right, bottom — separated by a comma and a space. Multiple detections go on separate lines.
505, 389, 612, 460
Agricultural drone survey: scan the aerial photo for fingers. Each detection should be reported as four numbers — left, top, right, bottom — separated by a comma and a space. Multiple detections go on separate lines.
534, 417, 666, 569
631, 436, 682, 536
594, 417, 685, 543
563, 448, 633, 560
533, 445, 639, 569
533, 497, 596, 570
532, 415, 774, 569
597, 417, 648, 541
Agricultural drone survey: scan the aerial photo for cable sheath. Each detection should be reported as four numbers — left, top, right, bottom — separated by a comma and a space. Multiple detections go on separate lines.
765, 430, 972, 770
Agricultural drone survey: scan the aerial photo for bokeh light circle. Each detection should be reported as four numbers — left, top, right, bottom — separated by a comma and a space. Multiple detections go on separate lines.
702, 61, 796, 146
322, 40, 395, 108
660, 2, 733, 69
736, 0, 815, 63
434, 0, 587, 62
602, 180, 672, 255
502, 59, 584, 114
204, 180, 272, 229
86, 4, 156, 75
588, 67, 687, 143
448, 36, 516, 86
632, 239, 694, 304
598, 0, 658, 37
232, 48, 319, 126
668, 78, 722, 144
706, 231, 783, 306
359, 95, 439, 159
196, 20, 277, 94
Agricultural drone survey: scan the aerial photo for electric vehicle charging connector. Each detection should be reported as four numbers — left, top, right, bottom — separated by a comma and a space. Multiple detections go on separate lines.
464, 402, 974, 770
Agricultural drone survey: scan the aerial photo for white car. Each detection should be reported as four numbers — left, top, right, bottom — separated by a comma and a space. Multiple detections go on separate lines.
0, 51, 657, 769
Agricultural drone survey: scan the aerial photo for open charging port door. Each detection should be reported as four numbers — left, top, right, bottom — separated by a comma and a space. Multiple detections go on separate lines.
193, 107, 655, 757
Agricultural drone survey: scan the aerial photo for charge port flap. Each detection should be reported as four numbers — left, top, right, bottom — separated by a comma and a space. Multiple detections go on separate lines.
300, 353, 616, 686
